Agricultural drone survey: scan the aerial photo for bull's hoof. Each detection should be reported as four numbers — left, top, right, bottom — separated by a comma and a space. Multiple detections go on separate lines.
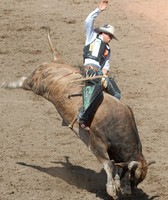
114, 175, 121, 191
106, 184, 117, 199
120, 186, 132, 195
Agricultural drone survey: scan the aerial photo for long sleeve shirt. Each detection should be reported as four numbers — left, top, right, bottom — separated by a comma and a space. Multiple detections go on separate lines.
84, 8, 111, 71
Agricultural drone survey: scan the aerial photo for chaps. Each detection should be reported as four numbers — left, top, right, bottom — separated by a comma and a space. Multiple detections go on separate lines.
79, 83, 103, 125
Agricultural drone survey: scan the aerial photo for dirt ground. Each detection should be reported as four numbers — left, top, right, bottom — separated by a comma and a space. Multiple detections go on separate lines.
0, 0, 168, 199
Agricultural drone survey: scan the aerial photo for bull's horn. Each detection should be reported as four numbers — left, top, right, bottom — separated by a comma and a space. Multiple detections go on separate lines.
115, 162, 128, 168
147, 160, 156, 166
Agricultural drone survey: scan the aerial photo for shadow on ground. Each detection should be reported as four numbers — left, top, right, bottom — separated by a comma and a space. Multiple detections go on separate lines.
17, 156, 159, 200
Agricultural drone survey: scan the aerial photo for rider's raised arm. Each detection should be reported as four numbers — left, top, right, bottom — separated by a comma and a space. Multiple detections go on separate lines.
84, 0, 109, 45
84, 8, 101, 45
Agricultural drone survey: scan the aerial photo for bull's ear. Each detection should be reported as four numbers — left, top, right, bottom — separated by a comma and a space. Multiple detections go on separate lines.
147, 160, 156, 166
115, 162, 128, 168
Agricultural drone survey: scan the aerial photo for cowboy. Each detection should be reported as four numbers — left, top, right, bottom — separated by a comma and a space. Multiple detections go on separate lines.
78, 0, 121, 130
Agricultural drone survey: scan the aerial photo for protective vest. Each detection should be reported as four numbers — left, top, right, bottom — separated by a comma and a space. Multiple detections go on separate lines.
83, 37, 110, 68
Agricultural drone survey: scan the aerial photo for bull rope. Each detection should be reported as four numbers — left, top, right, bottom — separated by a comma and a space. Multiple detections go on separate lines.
69, 75, 104, 84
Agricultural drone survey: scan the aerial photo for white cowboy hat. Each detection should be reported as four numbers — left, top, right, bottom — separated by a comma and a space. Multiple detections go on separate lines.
94, 24, 118, 40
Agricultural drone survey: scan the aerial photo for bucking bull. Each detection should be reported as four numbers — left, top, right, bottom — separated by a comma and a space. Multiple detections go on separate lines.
1, 27, 155, 199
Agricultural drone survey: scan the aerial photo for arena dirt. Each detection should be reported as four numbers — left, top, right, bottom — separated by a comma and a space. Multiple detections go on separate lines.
0, 0, 168, 199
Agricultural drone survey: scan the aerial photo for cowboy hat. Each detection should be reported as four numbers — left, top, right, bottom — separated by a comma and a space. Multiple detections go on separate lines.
94, 24, 118, 40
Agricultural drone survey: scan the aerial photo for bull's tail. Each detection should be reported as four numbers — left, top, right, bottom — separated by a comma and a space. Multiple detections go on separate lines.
1, 76, 30, 90
40, 26, 59, 61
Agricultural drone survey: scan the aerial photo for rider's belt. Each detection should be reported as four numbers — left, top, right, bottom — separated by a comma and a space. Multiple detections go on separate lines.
84, 65, 99, 72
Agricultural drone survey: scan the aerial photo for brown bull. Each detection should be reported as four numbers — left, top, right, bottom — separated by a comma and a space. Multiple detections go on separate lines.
1, 27, 155, 199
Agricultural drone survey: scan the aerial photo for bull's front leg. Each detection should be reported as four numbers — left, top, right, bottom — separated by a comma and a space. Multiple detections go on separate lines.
89, 135, 119, 199
103, 160, 118, 199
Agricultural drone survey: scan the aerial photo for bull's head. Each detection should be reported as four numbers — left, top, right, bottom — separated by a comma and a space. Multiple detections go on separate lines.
116, 160, 155, 193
